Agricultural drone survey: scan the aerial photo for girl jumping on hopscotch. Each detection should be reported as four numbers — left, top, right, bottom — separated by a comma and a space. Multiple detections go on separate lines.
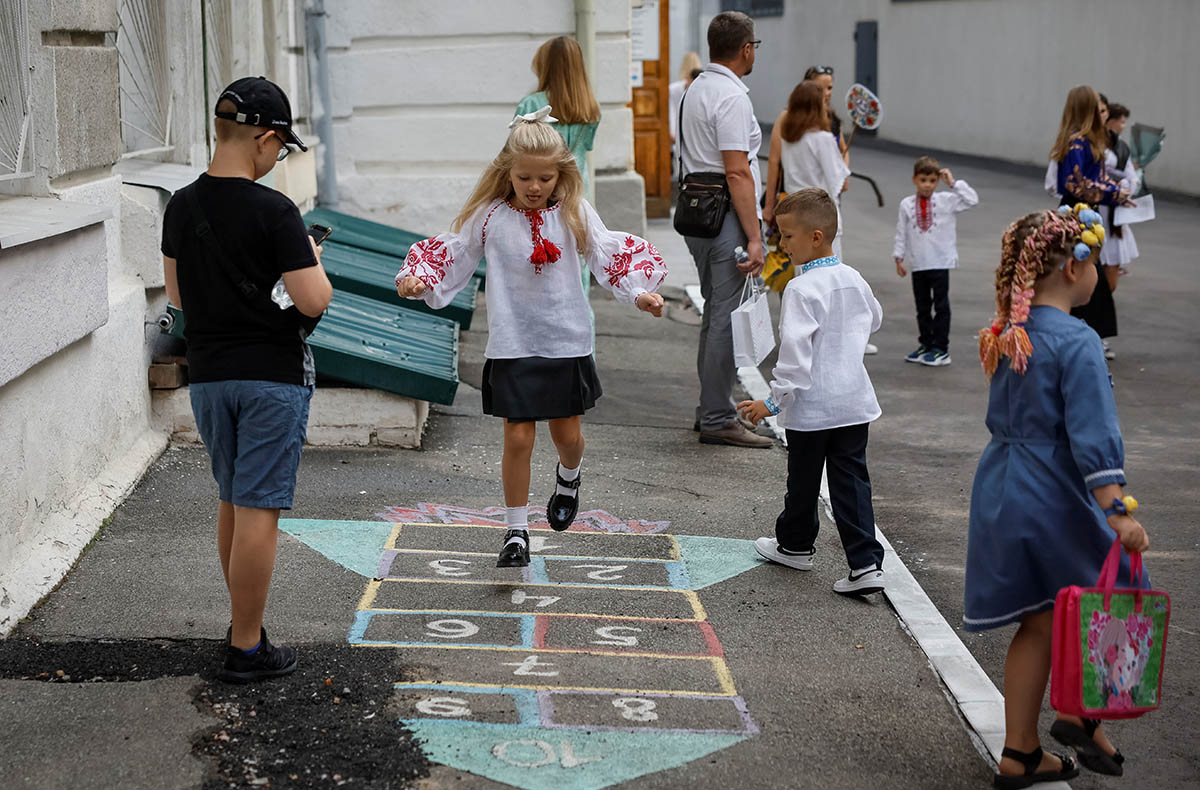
396, 107, 667, 568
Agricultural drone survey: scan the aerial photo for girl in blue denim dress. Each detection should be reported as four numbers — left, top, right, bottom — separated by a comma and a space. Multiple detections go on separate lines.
966, 206, 1150, 787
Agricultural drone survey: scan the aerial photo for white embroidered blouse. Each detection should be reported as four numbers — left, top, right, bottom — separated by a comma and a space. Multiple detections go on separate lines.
396, 199, 667, 359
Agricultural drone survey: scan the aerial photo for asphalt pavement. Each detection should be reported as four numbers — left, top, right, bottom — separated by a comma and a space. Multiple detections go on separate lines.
3, 144, 1196, 790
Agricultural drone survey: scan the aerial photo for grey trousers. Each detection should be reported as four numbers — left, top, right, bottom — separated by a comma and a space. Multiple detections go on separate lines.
684, 211, 751, 431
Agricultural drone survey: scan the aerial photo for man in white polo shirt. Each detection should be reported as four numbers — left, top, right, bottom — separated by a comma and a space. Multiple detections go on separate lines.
679, 10, 771, 449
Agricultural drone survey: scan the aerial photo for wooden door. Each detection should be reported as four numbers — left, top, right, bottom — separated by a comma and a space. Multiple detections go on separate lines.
630, 0, 670, 218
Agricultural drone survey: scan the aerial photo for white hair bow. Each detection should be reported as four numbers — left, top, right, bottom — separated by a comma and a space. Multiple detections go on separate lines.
509, 105, 558, 128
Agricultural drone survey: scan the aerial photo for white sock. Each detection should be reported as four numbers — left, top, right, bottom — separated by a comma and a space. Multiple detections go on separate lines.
851, 564, 882, 576
505, 506, 528, 548
556, 462, 580, 497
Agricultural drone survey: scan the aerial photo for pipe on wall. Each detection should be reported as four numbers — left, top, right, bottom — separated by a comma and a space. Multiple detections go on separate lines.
305, 0, 338, 207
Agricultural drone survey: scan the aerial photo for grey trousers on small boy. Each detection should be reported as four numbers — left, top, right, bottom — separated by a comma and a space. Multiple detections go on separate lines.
776, 423, 885, 571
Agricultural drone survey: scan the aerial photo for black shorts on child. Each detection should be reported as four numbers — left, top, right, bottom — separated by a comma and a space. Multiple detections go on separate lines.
482, 355, 601, 422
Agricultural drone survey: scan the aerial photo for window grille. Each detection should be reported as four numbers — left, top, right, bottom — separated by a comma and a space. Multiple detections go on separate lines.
117, 0, 174, 158
720, 0, 785, 17
0, 0, 33, 181
202, 0, 234, 154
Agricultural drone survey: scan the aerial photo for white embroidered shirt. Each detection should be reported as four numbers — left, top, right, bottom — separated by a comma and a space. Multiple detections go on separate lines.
397, 199, 667, 359
892, 180, 979, 271
769, 259, 883, 431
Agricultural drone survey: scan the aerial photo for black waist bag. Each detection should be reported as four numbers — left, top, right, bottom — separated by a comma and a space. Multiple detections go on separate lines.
675, 172, 731, 238
673, 84, 730, 239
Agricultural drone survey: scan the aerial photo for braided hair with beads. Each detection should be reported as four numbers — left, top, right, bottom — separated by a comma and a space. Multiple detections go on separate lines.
978, 205, 1106, 377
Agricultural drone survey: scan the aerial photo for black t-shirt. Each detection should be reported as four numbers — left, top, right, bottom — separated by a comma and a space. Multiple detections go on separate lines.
161, 174, 317, 385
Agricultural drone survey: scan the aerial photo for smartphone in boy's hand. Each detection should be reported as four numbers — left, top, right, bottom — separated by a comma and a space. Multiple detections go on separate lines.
307, 223, 333, 245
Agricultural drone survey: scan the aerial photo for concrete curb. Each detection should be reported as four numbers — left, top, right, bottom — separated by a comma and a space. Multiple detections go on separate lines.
152, 386, 430, 449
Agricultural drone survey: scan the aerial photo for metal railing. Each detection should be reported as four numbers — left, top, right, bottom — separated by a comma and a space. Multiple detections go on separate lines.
117, 0, 175, 159
0, 0, 32, 181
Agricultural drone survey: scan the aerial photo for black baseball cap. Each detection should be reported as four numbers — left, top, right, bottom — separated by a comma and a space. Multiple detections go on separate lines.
214, 76, 307, 151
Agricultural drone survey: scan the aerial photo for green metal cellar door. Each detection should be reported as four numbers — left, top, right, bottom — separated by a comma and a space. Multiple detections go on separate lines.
304, 206, 487, 284
320, 241, 479, 330
308, 290, 460, 405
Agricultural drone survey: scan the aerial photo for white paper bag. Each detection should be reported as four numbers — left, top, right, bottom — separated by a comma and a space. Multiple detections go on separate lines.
732, 279, 775, 367
1114, 194, 1155, 226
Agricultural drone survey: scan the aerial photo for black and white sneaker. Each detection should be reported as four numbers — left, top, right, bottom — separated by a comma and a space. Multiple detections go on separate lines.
218, 629, 297, 684
833, 565, 886, 596
496, 529, 530, 568
754, 537, 815, 570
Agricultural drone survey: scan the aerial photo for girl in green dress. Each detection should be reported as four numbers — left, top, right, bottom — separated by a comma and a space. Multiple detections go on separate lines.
516, 36, 602, 302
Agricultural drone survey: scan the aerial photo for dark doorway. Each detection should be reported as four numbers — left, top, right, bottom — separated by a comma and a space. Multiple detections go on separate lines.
854, 20, 878, 136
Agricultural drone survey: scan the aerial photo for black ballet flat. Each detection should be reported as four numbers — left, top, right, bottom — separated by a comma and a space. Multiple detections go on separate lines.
994, 746, 1079, 789
546, 466, 581, 532
1050, 718, 1125, 776
496, 530, 530, 568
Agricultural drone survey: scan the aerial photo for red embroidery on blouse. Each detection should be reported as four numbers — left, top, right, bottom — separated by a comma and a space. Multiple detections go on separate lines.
524, 209, 561, 274
916, 196, 933, 232
480, 201, 504, 247
606, 236, 664, 287
403, 238, 452, 286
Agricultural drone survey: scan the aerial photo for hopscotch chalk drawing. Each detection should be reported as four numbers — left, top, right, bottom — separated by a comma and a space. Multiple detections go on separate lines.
282, 504, 765, 790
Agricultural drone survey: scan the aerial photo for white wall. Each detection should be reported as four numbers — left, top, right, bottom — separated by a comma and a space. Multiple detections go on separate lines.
744, 0, 1199, 195
0, 0, 316, 634
324, 0, 639, 234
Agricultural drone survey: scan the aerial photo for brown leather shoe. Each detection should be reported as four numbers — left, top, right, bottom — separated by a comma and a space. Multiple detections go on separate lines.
699, 421, 774, 448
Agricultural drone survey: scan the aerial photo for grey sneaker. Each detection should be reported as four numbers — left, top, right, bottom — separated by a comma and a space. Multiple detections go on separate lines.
699, 421, 773, 448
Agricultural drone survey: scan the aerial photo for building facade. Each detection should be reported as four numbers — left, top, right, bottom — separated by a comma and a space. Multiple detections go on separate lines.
671, 0, 1197, 196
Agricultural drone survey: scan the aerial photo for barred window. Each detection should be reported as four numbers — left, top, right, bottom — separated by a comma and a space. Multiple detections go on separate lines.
0, 0, 33, 182
117, 0, 174, 158
720, 0, 785, 17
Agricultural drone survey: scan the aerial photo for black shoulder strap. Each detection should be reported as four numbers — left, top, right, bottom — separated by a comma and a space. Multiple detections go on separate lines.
182, 182, 260, 300
677, 84, 689, 179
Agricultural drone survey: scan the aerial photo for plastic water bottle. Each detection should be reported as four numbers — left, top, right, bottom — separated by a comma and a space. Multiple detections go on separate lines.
270, 278, 293, 310
733, 245, 750, 264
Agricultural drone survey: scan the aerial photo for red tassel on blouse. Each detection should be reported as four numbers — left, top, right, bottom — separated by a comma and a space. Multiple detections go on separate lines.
525, 209, 562, 274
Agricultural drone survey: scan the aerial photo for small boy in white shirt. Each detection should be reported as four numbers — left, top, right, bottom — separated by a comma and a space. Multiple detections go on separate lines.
738, 188, 886, 596
893, 156, 979, 366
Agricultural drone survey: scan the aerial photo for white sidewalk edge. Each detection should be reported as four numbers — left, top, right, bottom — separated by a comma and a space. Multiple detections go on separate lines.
685, 281, 1066, 784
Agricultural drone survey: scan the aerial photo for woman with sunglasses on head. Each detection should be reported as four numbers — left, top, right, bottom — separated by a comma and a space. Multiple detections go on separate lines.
804, 65, 849, 165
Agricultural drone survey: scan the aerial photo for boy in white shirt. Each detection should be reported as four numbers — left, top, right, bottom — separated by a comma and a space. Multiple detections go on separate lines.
893, 156, 979, 366
738, 188, 886, 596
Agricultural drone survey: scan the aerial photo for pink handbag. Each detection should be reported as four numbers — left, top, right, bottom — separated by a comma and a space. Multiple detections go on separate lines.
1051, 539, 1170, 719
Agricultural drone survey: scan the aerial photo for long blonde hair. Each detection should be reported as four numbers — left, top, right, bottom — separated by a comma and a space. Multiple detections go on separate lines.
679, 51, 702, 82
531, 37, 601, 125
452, 119, 588, 253
1050, 85, 1107, 162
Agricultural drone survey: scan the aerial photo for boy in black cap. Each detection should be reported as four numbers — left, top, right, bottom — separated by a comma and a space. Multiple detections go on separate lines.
161, 76, 332, 683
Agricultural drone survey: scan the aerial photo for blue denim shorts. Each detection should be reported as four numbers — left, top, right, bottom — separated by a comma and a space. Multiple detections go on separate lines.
190, 380, 313, 509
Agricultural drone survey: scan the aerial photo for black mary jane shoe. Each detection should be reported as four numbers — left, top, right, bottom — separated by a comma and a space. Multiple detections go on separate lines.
1051, 718, 1125, 776
994, 746, 1079, 789
496, 530, 530, 568
546, 465, 581, 532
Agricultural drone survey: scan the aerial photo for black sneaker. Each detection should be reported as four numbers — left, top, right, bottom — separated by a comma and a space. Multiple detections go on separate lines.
218, 629, 297, 684
547, 464, 581, 532
496, 529, 530, 568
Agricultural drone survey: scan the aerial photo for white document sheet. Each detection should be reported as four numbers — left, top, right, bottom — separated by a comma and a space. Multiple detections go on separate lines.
1114, 194, 1155, 225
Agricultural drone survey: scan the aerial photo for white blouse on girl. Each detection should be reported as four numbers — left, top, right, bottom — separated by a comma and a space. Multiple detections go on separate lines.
397, 199, 667, 360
